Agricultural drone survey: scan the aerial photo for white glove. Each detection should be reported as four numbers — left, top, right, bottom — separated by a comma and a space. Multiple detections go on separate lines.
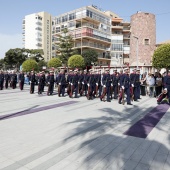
88, 83, 90, 86
82, 82, 84, 84
96, 83, 98, 86
111, 83, 113, 86
132, 84, 134, 87
78, 82, 80, 84
118, 83, 120, 85
71, 83, 73, 85
122, 86, 125, 89
104, 85, 106, 87
59, 83, 61, 85
69, 82, 71, 84
29, 81, 31, 83
48, 82, 50, 85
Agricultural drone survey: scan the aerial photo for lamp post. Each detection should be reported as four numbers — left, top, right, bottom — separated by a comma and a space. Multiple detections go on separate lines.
133, 35, 139, 69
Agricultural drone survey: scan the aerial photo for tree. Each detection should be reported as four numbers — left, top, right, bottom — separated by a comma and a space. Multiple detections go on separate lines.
47, 58, 62, 68
4, 48, 28, 69
22, 59, 38, 72
38, 60, 47, 71
68, 55, 85, 68
56, 28, 75, 65
82, 49, 98, 66
0, 59, 5, 69
152, 43, 170, 69
29, 49, 44, 62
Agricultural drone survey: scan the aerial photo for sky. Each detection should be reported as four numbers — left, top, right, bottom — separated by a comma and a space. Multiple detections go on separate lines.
0, 0, 170, 58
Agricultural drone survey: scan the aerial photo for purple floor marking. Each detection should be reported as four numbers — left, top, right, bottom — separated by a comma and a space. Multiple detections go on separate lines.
124, 104, 170, 138
0, 101, 79, 121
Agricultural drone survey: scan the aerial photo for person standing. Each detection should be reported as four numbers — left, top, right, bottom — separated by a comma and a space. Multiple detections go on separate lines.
11, 71, 17, 89
119, 68, 132, 105
30, 71, 36, 94
4, 71, 10, 89
38, 72, 44, 94
57, 69, 66, 97
100, 68, 111, 102
163, 70, 170, 103
0, 70, 4, 90
18, 71, 25, 90
47, 71, 55, 96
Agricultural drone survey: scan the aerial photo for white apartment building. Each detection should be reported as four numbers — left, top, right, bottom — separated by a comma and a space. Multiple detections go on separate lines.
52, 5, 130, 66
22, 12, 52, 61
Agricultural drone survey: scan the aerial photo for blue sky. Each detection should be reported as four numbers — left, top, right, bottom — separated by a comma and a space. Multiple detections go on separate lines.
0, 0, 170, 58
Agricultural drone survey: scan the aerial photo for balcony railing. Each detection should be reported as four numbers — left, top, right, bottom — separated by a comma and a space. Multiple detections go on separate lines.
73, 32, 111, 43
75, 42, 109, 50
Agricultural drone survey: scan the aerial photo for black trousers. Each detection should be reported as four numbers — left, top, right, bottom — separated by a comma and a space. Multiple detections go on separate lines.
30, 83, 35, 94
20, 81, 24, 90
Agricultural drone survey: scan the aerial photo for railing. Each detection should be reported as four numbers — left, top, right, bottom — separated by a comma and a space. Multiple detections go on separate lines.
75, 42, 109, 50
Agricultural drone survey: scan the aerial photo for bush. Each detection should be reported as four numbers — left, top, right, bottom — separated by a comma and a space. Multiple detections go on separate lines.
22, 59, 38, 72
68, 55, 85, 68
47, 58, 62, 68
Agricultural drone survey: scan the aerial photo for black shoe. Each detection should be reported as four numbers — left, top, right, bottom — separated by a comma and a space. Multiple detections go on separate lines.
127, 103, 133, 105
138, 98, 142, 99
100, 97, 102, 101
134, 100, 139, 102
107, 100, 111, 102
118, 101, 121, 104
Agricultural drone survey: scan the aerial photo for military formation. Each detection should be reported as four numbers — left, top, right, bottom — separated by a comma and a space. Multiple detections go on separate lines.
0, 67, 151, 105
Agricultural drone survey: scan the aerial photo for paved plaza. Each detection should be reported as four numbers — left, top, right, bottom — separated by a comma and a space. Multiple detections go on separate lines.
0, 85, 170, 170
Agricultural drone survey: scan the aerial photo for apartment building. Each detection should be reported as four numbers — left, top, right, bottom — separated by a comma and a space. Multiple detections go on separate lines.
22, 12, 52, 61
52, 6, 113, 66
22, 7, 155, 68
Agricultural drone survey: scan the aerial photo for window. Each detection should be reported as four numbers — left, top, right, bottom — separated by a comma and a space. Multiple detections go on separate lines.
144, 39, 150, 45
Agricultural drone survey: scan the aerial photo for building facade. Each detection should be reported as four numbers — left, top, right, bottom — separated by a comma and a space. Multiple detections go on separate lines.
22, 7, 156, 68
22, 12, 52, 61
130, 12, 156, 69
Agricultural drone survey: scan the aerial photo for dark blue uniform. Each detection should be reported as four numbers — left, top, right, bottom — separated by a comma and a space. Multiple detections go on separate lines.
111, 73, 119, 99
19, 73, 25, 90
0, 73, 4, 90
57, 73, 66, 96
164, 75, 170, 102
30, 73, 36, 93
102, 73, 111, 102
120, 74, 131, 104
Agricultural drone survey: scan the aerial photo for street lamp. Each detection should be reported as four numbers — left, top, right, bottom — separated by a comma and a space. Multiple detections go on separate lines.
133, 35, 139, 69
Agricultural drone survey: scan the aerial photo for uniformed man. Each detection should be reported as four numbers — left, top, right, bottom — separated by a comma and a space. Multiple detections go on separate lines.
163, 70, 170, 103
38, 72, 43, 94
82, 69, 88, 96
130, 68, 137, 101
136, 69, 141, 99
4, 71, 10, 89
87, 69, 95, 100
100, 68, 111, 102
111, 68, 119, 99
119, 68, 132, 105
47, 71, 55, 96
42, 71, 46, 92
57, 69, 66, 97
0, 70, 4, 90
11, 71, 17, 89
30, 71, 36, 94
78, 70, 84, 96
72, 69, 79, 98
18, 71, 25, 90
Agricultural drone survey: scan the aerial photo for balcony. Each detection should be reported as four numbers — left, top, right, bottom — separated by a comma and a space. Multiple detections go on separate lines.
112, 25, 123, 30
35, 27, 42, 31
36, 43, 42, 47
73, 32, 111, 43
75, 42, 110, 51
36, 22, 42, 26
36, 38, 42, 42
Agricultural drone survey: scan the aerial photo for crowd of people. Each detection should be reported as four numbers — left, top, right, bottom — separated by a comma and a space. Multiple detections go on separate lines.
0, 68, 170, 105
